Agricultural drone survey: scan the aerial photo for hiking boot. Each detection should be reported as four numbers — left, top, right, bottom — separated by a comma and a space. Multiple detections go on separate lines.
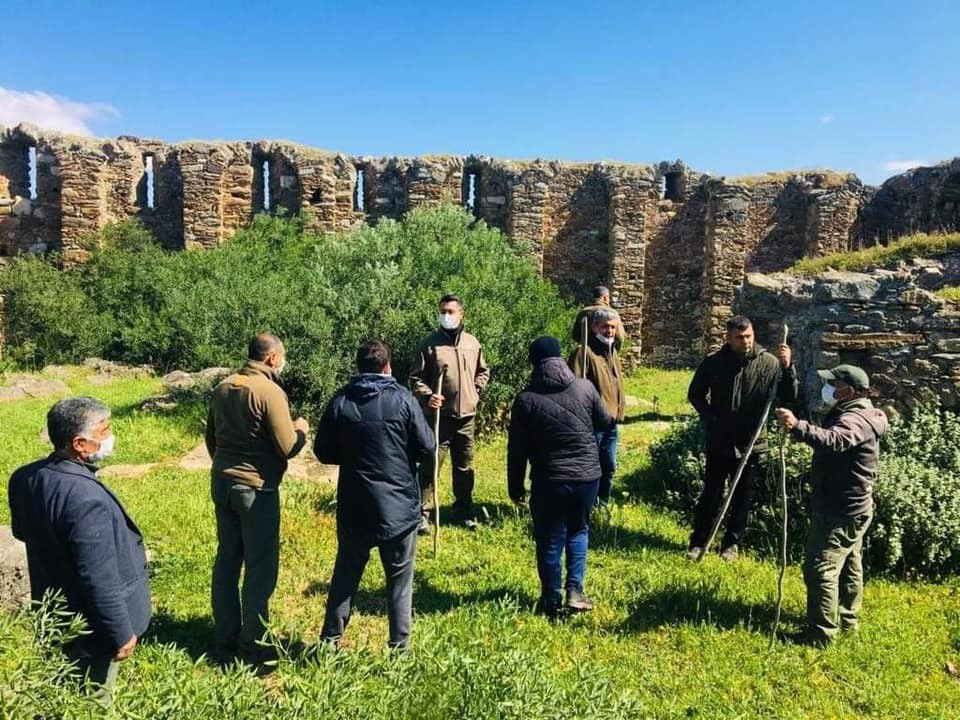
719, 544, 739, 562
417, 514, 431, 536
535, 593, 563, 619
565, 588, 594, 612
685, 546, 703, 561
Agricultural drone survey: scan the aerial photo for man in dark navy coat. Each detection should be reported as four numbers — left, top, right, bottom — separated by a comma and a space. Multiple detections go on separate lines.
314, 339, 435, 649
8, 396, 151, 702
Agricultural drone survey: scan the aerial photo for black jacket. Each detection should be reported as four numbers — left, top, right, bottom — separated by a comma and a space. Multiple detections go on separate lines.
8, 455, 151, 656
507, 358, 614, 501
792, 398, 888, 517
688, 344, 799, 458
314, 374, 435, 542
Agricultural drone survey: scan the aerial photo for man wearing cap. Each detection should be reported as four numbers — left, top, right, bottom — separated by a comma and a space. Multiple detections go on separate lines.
686, 315, 797, 561
570, 286, 626, 348
508, 336, 613, 617
775, 364, 888, 647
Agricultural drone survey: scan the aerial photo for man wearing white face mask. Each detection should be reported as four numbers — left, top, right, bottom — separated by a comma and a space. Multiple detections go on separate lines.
8, 396, 150, 705
410, 294, 490, 531
776, 364, 888, 647
206, 333, 309, 665
569, 309, 626, 507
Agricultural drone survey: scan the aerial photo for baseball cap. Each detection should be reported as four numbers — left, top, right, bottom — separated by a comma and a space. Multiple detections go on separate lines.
817, 364, 869, 390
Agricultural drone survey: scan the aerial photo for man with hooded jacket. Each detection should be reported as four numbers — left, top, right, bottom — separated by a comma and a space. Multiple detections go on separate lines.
315, 340, 435, 649
776, 364, 888, 647
509, 336, 613, 617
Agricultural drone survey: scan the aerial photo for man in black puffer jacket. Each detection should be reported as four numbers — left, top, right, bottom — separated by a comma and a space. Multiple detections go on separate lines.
314, 340, 435, 649
508, 336, 614, 617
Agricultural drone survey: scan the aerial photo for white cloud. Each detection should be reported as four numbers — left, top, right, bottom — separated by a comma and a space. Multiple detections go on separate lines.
0, 87, 118, 135
883, 159, 926, 173
819, 114, 835, 125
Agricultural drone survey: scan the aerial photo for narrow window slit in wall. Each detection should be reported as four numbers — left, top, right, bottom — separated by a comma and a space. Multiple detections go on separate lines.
144, 154, 155, 209
354, 168, 365, 212
466, 172, 477, 212
263, 160, 271, 211
27, 146, 38, 200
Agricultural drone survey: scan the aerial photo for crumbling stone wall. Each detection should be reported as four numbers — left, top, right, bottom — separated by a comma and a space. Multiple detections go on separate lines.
3, 122, 959, 370
736, 254, 960, 413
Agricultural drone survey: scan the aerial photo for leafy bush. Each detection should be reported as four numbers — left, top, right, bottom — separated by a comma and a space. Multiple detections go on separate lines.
642, 418, 813, 560
0, 207, 574, 432
643, 406, 960, 577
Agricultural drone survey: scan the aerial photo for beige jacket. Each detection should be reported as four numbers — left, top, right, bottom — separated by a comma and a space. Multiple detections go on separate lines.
410, 328, 491, 419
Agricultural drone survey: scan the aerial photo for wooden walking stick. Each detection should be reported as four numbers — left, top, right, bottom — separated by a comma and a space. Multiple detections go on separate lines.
432, 368, 446, 557
699, 324, 789, 561
580, 315, 589, 379
770, 418, 789, 648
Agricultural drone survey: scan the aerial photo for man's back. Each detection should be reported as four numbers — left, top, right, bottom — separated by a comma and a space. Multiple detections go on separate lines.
315, 374, 434, 541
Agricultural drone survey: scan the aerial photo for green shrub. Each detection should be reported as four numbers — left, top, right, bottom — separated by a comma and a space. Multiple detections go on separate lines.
643, 406, 960, 576
642, 418, 813, 560
0, 207, 575, 432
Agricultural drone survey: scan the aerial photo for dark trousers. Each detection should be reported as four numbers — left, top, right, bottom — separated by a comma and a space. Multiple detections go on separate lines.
321, 527, 418, 649
210, 478, 280, 655
65, 644, 119, 706
689, 453, 760, 549
529, 480, 600, 602
419, 415, 476, 511
594, 425, 619, 505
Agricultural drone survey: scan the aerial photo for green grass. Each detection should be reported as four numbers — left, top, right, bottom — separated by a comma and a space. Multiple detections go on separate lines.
3, 368, 960, 718
787, 232, 960, 276
935, 286, 960, 303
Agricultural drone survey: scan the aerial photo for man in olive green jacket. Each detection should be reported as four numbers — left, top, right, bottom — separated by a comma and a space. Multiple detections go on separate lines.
570, 285, 626, 348
776, 364, 887, 647
569, 308, 625, 507
410, 294, 490, 530
205, 333, 309, 663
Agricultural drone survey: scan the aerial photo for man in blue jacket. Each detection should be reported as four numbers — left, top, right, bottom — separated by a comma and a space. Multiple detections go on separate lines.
8, 396, 151, 703
314, 340, 435, 649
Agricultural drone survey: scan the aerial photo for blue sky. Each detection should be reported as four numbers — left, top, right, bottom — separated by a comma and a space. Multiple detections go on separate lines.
1, 0, 956, 184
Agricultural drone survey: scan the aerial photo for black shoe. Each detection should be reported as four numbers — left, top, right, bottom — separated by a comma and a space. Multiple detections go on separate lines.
565, 588, 594, 612
535, 594, 563, 619
454, 505, 479, 530
417, 514, 431, 536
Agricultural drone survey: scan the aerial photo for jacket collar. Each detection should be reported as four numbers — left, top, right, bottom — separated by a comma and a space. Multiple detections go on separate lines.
240, 359, 281, 384
48, 452, 100, 480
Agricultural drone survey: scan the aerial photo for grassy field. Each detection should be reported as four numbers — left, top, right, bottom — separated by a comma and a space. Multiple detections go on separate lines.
2, 366, 960, 718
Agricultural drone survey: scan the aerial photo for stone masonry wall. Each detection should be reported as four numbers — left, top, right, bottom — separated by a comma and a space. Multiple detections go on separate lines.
737, 254, 960, 413
2, 121, 958, 370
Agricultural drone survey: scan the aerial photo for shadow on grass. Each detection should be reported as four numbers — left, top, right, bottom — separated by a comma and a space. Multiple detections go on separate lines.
589, 523, 685, 554
616, 585, 792, 634
146, 608, 215, 661
621, 411, 685, 425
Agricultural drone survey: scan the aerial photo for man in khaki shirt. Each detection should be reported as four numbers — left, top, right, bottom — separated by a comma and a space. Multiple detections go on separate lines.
205, 333, 308, 664
410, 294, 490, 531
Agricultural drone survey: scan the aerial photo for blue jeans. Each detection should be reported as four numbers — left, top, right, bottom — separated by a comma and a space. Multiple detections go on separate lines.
594, 425, 619, 504
529, 480, 600, 602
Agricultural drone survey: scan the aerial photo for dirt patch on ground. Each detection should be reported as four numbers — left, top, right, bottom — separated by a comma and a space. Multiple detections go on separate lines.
0, 526, 29, 611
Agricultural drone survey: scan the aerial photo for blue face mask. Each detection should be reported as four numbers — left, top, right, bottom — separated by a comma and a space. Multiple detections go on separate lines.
821, 383, 838, 408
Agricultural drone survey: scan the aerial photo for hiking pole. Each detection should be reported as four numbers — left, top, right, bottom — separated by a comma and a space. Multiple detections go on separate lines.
581, 316, 588, 379
770, 420, 789, 649
432, 368, 446, 558
698, 324, 789, 561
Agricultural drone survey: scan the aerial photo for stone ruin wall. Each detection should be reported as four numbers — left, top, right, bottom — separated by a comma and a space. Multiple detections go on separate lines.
737, 254, 960, 415
1, 123, 959, 369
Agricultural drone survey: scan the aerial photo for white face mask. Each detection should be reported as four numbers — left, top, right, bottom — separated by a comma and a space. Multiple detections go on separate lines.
86, 433, 116, 463
276, 359, 287, 375
821, 383, 838, 408
439, 313, 460, 331
595, 332, 615, 347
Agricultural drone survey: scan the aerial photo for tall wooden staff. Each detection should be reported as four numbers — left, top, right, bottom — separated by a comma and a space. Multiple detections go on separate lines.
580, 315, 589, 379
432, 368, 446, 557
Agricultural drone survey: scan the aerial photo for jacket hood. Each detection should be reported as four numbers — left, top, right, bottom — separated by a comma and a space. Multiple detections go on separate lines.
530, 357, 576, 393
346, 373, 398, 402
835, 398, 888, 437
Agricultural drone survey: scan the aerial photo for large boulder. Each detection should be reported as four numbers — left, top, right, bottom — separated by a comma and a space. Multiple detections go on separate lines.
0, 526, 29, 610
0, 374, 71, 403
